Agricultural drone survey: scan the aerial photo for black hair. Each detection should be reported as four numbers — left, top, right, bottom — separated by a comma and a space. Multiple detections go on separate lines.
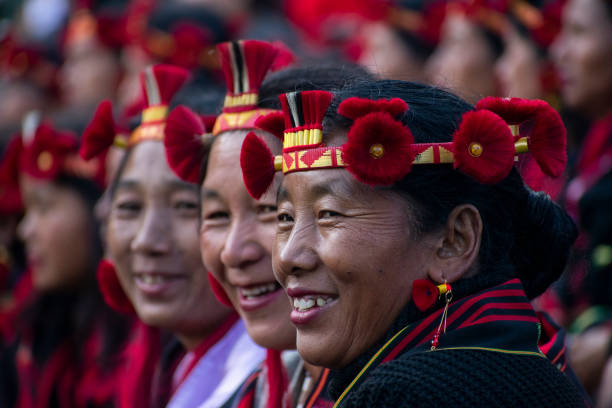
324, 80, 577, 299
197, 63, 375, 183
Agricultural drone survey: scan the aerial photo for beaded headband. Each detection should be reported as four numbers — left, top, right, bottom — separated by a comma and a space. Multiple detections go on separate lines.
241, 91, 567, 199
79, 64, 190, 161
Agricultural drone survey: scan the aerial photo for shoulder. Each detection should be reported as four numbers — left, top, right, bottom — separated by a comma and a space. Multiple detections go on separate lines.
340, 349, 586, 408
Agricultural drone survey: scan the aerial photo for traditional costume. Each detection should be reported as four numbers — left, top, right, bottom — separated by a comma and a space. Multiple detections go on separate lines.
241, 90, 588, 406
80, 63, 265, 408
163, 39, 333, 408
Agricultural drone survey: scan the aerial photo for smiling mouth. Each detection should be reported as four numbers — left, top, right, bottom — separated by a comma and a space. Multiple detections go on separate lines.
291, 295, 336, 312
239, 281, 282, 299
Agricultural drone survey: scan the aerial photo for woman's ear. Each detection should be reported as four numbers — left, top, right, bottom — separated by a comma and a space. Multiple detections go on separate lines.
426, 204, 482, 284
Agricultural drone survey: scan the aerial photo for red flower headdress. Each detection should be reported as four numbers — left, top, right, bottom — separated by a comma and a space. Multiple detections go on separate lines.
19, 112, 105, 187
79, 64, 190, 162
241, 92, 568, 198
163, 40, 295, 183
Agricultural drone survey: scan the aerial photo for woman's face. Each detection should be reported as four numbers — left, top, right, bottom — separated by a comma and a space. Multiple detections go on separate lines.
107, 142, 230, 338
551, 0, 612, 117
19, 176, 93, 291
273, 167, 437, 368
495, 26, 542, 99
425, 14, 497, 102
200, 131, 296, 350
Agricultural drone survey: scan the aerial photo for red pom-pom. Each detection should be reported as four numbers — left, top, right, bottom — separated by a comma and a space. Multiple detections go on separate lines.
164, 105, 207, 183
338, 97, 408, 120
476, 97, 541, 125
255, 112, 285, 140
475, 97, 567, 177
80, 100, 116, 160
201, 115, 218, 132
412, 279, 438, 311
240, 132, 276, 199
140, 64, 190, 106
208, 272, 233, 307
343, 112, 415, 186
529, 104, 567, 177
97, 259, 135, 315
452, 110, 515, 184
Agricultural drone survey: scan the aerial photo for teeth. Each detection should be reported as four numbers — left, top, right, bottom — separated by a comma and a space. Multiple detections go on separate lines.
139, 275, 165, 285
292, 296, 334, 311
241, 283, 279, 299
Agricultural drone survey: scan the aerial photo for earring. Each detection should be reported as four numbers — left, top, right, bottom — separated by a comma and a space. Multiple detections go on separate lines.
431, 282, 452, 350
96, 259, 134, 315
412, 279, 451, 312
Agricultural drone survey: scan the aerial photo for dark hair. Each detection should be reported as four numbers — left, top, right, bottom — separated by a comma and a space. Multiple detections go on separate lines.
325, 80, 577, 299
197, 63, 375, 182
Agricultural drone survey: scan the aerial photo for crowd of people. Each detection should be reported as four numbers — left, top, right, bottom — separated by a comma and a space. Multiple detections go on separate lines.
0, 0, 611, 406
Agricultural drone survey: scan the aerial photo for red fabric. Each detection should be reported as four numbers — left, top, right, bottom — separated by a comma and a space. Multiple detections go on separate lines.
343, 111, 415, 186
338, 97, 408, 120
163, 105, 207, 183
0, 136, 23, 215
265, 349, 290, 408
240, 132, 276, 199
207, 272, 234, 308
140, 65, 190, 107
452, 110, 515, 184
242, 40, 280, 95
0, 269, 33, 343
171, 313, 239, 394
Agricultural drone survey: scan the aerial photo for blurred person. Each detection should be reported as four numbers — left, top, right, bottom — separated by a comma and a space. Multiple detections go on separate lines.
357, 0, 444, 81
164, 40, 373, 407
58, 1, 127, 111
81, 63, 265, 408
0, 114, 131, 408
425, 1, 505, 103
550, 0, 612, 400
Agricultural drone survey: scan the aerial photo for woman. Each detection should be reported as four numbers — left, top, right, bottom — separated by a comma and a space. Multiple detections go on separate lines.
164, 40, 371, 407
241, 83, 587, 406
425, 1, 503, 103
2, 115, 130, 407
81, 63, 265, 408
551, 0, 612, 400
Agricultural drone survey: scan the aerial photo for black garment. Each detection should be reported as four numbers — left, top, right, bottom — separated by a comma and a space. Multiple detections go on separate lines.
328, 277, 587, 407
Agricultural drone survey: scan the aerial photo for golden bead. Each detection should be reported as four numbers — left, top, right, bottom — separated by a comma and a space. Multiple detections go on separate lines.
37, 151, 53, 171
369, 143, 384, 159
468, 142, 483, 157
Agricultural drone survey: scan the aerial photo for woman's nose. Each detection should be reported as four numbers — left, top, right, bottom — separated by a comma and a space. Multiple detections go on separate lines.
220, 218, 264, 269
130, 207, 171, 256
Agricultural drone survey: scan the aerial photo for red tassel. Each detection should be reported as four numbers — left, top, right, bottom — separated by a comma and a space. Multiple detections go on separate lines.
300, 90, 333, 129
242, 40, 279, 94
265, 349, 290, 408
79, 100, 117, 160
343, 112, 415, 186
20, 123, 78, 180
240, 132, 276, 199
164, 105, 207, 183
412, 279, 439, 311
270, 41, 296, 72
201, 115, 218, 132
338, 97, 408, 120
217, 42, 236, 94
207, 272, 233, 307
255, 112, 285, 140
475, 97, 567, 177
452, 110, 515, 184
96, 259, 135, 315
140, 64, 190, 106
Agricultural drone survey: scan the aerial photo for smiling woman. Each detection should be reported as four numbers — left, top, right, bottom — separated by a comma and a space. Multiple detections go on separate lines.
241, 84, 588, 407
81, 64, 265, 408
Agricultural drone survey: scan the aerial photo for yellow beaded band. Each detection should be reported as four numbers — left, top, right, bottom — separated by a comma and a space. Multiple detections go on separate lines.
213, 109, 277, 136
281, 146, 346, 174
224, 93, 259, 109
283, 128, 323, 149
141, 105, 169, 124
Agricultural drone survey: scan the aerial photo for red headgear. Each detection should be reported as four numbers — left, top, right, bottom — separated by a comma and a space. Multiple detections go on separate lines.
241, 91, 567, 198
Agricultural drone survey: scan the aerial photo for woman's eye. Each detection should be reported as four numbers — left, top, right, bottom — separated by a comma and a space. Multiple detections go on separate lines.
174, 201, 199, 211
319, 210, 342, 219
204, 211, 229, 220
277, 213, 294, 223
116, 201, 141, 212
256, 205, 277, 215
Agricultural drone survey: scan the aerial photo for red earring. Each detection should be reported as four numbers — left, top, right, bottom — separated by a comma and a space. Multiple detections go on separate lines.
96, 259, 135, 315
412, 279, 451, 312
207, 272, 234, 308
